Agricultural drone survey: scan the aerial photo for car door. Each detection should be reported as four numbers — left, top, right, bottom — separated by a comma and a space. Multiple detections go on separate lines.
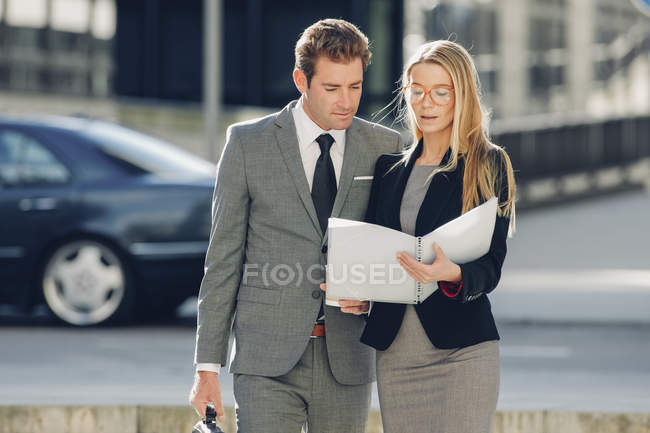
0, 126, 78, 305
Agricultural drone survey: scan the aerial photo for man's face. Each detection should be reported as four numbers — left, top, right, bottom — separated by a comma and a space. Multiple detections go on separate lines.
294, 56, 363, 130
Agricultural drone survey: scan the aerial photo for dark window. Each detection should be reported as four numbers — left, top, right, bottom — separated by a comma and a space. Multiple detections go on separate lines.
80, 122, 214, 177
113, 0, 403, 111
529, 65, 565, 94
478, 70, 498, 95
0, 130, 71, 186
426, 4, 498, 55
529, 17, 566, 51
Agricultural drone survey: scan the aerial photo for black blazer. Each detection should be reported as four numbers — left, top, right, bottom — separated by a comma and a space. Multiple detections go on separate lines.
360, 140, 511, 351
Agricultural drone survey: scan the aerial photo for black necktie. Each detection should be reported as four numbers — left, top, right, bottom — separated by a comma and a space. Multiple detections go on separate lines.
312, 134, 337, 234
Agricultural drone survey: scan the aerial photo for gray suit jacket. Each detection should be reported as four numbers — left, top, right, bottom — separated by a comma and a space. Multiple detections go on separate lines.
194, 100, 401, 385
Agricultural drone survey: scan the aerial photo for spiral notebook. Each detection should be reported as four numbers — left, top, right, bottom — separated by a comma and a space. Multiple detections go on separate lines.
325, 196, 497, 305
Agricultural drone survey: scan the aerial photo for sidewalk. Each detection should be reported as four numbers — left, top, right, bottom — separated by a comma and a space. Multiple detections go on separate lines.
489, 187, 650, 325
491, 268, 650, 324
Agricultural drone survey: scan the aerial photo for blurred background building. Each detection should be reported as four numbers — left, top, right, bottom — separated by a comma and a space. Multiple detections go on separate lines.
0, 0, 404, 155
1, 0, 648, 114
0, 0, 115, 97
0, 0, 648, 159
405, 0, 650, 119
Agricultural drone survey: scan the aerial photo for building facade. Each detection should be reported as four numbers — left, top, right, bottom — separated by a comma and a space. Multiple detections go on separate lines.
0, 0, 115, 97
1, 0, 648, 121
0, 0, 403, 116
404, 0, 650, 119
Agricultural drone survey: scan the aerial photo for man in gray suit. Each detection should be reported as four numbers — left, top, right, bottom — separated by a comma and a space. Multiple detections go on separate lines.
189, 19, 401, 433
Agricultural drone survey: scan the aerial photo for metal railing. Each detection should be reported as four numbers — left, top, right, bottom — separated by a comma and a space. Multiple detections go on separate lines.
491, 113, 650, 205
493, 114, 650, 181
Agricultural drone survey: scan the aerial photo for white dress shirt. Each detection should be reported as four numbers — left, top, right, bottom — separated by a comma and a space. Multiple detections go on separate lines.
292, 98, 346, 189
196, 98, 346, 374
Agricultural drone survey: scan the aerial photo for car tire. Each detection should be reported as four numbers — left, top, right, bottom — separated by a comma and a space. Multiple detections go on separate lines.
41, 238, 135, 326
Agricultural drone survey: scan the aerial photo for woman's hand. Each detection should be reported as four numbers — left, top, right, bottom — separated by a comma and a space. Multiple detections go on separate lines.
397, 243, 462, 284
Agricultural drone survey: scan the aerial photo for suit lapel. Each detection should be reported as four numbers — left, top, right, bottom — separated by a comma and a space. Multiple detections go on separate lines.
330, 120, 361, 219
321, 120, 362, 249
389, 140, 461, 236
273, 102, 322, 238
388, 140, 422, 232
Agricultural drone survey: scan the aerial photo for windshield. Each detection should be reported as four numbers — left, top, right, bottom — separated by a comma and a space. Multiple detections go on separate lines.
80, 121, 216, 177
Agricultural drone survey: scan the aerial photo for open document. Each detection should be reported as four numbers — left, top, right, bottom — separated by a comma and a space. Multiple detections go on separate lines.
325, 196, 497, 305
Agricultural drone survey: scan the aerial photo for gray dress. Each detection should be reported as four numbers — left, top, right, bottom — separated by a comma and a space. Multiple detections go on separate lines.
376, 165, 500, 433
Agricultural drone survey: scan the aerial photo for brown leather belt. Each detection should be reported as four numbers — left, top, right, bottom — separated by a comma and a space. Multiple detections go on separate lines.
311, 324, 325, 337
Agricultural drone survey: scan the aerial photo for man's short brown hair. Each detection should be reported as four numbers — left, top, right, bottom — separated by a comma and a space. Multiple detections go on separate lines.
295, 19, 371, 86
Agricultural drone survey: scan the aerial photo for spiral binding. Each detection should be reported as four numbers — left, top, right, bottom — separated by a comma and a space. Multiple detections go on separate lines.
415, 236, 423, 303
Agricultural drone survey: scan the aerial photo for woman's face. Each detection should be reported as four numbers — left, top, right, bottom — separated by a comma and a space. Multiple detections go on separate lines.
407, 62, 455, 137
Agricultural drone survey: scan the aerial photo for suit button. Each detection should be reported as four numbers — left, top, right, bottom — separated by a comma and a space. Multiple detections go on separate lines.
312, 290, 321, 299
321, 245, 328, 254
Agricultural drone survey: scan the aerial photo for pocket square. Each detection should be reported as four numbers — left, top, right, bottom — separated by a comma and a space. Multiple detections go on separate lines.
353, 176, 373, 181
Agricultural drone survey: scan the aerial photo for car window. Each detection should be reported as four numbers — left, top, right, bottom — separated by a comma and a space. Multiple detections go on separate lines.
0, 129, 71, 186
80, 122, 215, 177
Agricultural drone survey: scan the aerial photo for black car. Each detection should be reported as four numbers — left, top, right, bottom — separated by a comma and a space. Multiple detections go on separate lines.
0, 116, 215, 326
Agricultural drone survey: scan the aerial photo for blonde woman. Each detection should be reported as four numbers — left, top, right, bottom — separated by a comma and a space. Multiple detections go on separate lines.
360, 41, 516, 433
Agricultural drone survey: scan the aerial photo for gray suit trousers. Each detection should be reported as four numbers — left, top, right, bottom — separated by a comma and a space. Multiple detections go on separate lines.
234, 337, 372, 433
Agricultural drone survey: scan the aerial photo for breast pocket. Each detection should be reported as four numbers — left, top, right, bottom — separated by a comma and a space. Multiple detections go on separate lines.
236, 285, 282, 305
341, 180, 372, 220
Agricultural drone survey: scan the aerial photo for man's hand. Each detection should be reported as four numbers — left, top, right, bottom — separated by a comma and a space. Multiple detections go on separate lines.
338, 299, 370, 315
189, 371, 224, 422
319, 283, 369, 315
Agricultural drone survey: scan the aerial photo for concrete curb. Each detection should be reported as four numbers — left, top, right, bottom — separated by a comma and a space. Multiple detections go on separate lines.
492, 411, 650, 433
1, 406, 649, 433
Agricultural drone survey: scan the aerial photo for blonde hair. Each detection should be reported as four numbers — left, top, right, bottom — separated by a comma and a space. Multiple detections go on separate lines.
294, 19, 371, 86
395, 40, 516, 235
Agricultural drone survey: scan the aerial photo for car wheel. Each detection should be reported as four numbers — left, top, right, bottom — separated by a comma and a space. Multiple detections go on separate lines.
41, 239, 134, 326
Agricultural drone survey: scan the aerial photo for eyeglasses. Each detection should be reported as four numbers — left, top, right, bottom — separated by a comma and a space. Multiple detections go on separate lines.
403, 84, 454, 106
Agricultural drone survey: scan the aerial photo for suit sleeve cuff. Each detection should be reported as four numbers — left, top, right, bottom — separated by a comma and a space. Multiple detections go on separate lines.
196, 363, 221, 374
439, 280, 463, 298
359, 301, 373, 321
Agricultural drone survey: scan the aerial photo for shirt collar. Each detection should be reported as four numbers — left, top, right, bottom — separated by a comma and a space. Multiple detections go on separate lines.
293, 97, 346, 155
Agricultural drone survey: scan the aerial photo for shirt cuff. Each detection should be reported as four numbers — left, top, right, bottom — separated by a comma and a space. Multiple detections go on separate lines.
439, 280, 463, 298
196, 363, 221, 374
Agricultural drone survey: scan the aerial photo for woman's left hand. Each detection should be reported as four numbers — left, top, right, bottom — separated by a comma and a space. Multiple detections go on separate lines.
397, 243, 462, 284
